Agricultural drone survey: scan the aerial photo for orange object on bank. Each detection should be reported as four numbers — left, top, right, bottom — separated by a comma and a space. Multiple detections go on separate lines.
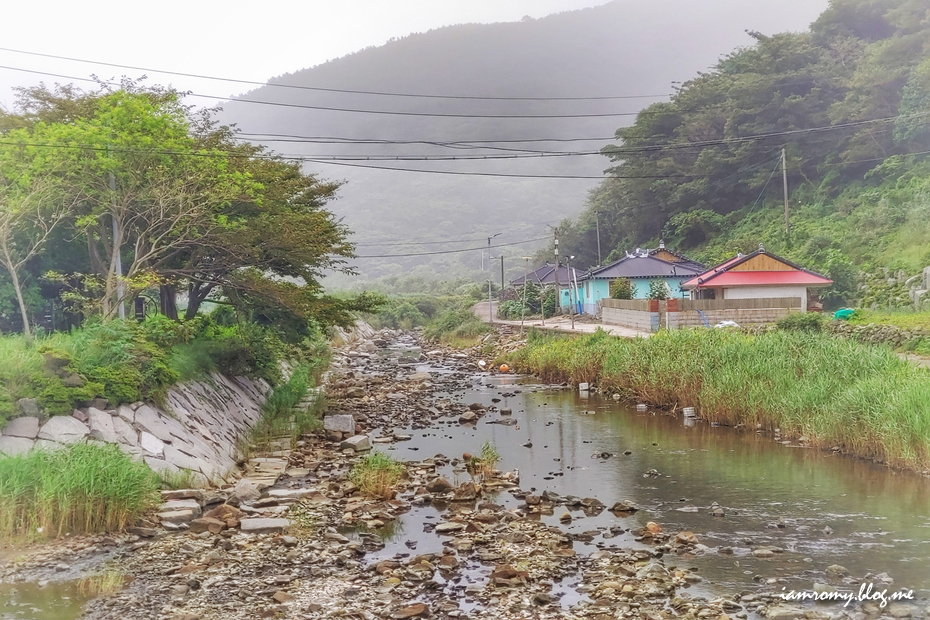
499, 364, 510, 373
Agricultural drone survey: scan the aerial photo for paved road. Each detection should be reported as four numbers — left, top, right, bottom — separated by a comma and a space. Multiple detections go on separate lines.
472, 301, 650, 339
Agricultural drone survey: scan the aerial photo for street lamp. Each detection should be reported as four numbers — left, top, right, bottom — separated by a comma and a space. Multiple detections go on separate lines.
488, 233, 501, 323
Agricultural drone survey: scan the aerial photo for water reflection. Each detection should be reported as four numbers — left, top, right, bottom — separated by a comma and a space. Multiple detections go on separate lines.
380, 375, 930, 597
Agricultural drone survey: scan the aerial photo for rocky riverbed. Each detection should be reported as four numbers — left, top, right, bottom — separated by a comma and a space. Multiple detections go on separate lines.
2, 328, 927, 620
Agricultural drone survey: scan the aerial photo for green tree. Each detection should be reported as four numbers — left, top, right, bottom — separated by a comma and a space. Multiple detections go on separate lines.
648, 279, 670, 300
609, 278, 635, 300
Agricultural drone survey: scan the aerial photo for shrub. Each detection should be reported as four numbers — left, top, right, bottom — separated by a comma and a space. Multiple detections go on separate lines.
610, 278, 635, 300
424, 307, 492, 346
647, 279, 670, 300
776, 312, 827, 332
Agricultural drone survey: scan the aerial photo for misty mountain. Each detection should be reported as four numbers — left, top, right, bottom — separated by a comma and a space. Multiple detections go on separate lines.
218, 0, 827, 287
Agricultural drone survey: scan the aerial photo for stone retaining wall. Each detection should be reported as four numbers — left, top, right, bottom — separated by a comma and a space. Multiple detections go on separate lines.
668, 307, 798, 328
0, 372, 270, 486
602, 306, 658, 332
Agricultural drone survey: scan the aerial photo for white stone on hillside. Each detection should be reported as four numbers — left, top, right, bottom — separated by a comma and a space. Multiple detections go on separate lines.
3, 416, 40, 439
37, 416, 89, 444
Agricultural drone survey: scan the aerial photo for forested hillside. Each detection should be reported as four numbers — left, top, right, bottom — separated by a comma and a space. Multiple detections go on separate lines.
557, 0, 930, 308
217, 0, 824, 287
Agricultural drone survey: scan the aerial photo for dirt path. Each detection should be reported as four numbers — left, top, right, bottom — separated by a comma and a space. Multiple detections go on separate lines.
472, 301, 650, 339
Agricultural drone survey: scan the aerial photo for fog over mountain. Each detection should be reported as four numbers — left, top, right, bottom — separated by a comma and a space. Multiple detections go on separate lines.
218, 0, 828, 287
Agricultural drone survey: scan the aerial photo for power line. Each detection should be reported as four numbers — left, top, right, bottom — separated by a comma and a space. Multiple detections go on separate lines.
355, 236, 491, 247
0, 65, 650, 119
354, 236, 550, 258
0, 46, 672, 102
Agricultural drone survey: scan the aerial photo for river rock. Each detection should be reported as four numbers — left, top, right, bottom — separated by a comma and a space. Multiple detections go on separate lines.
156, 509, 197, 524
426, 477, 453, 493
392, 603, 429, 619
341, 435, 371, 451
86, 407, 119, 443
435, 522, 465, 533
233, 479, 261, 503
37, 416, 89, 444
0, 435, 35, 456
458, 411, 478, 423
162, 499, 202, 517
324, 414, 356, 434
452, 482, 479, 501
610, 500, 638, 513
240, 518, 290, 534
764, 605, 804, 620
825, 564, 849, 578
408, 372, 432, 382
189, 517, 227, 534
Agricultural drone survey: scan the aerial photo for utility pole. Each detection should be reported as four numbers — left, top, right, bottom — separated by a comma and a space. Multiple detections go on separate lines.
487, 233, 501, 323
782, 147, 790, 236
500, 256, 504, 297
553, 232, 560, 314
595, 210, 602, 266
521, 256, 531, 333
567, 255, 575, 330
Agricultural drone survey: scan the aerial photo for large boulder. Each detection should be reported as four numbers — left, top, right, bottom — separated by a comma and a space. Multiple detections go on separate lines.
16, 398, 40, 417
323, 414, 356, 434
37, 416, 90, 444
3, 416, 40, 439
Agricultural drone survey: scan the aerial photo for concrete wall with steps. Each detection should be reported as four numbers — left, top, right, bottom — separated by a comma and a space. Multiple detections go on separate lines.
0, 372, 270, 486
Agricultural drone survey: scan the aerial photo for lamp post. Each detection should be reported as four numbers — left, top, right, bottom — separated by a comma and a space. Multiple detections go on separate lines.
520, 256, 531, 333
487, 233, 501, 322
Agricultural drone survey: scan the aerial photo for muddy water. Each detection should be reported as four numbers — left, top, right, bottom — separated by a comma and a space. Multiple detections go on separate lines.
0, 582, 87, 619
371, 369, 930, 601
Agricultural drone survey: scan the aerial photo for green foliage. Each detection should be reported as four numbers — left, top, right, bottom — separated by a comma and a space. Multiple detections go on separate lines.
423, 305, 492, 347
775, 311, 828, 332
350, 452, 405, 500
0, 442, 160, 539
647, 280, 670, 300
510, 327, 930, 471
556, 1, 930, 305
609, 278, 635, 300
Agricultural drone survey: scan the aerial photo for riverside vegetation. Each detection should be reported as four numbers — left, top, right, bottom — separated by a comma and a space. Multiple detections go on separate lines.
508, 327, 930, 472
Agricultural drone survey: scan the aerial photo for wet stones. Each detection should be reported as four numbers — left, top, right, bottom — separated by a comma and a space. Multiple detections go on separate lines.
425, 477, 453, 493
340, 435, 372, 452
609, 500, 638, 514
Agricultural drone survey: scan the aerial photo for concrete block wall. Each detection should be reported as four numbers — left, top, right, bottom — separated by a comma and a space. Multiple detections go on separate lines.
668, 307, 798, 328
602, 307, 659, 332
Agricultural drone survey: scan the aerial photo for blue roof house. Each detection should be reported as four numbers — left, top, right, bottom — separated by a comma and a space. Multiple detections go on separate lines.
576, 244, 705, 315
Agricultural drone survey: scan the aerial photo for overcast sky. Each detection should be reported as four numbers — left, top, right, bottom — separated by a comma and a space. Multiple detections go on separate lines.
0, 0, 620, 110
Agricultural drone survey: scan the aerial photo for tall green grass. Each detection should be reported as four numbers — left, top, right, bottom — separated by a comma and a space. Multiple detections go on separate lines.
423, 306, 492, 347
509, 328, 930, 471
0, 442, 160, 540
241, 364, 325, 457
350, 452, 405, 499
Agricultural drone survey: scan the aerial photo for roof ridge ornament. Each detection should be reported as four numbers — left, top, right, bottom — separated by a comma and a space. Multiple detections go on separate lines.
758, 243, 766, 253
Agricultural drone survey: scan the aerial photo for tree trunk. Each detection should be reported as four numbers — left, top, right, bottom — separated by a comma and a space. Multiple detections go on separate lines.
160, 284, 179, 321
185, 282, 216, 320
9, 267, 31, 337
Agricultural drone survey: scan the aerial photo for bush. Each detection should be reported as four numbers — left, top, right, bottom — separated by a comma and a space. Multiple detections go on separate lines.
776, 312, 827, 332
647, 279, 670, 300
424, 306, 492, 346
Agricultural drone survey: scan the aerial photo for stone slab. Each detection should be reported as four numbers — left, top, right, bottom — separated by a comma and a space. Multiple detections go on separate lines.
156, 509, 196, 524
116, 405, 135, 424
341, 435, 371, 452
140, 431, 165, 458
3, 416, 40, 439
162, 499, 202, 517
37, 416, 89, 444
134, 405, 175, 444
111, 415, 137, 445
0, 435, 35, 456
86, 407, 119, 443
323, 414, 356, 434
240, 518, 290, 534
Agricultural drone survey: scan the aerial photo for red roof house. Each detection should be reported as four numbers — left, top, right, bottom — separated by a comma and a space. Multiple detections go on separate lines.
681, 245, 833, 311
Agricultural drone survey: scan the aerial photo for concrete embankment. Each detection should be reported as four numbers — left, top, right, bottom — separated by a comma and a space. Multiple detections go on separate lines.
0, 373, 269, 485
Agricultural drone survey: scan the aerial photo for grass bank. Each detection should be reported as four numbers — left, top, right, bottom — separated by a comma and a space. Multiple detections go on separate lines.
508, 328, 930, 472
0, 442, 160, 540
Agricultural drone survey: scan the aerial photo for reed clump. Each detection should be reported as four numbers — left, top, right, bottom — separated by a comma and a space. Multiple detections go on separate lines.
510, 328, 930, 471
350, 452, 405, 499
0, 442, 161, 540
